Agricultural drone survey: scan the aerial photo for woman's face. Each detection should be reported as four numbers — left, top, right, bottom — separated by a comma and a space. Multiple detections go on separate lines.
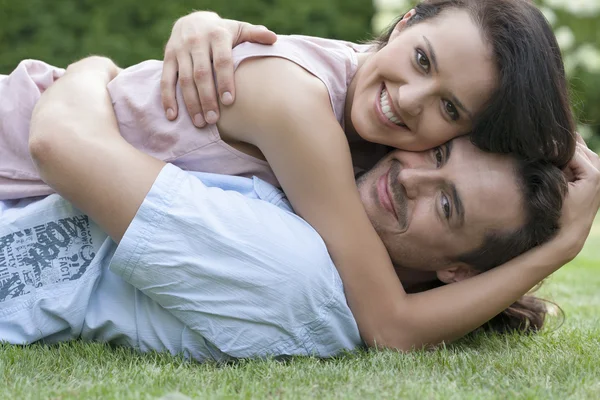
348, 9, 498, 150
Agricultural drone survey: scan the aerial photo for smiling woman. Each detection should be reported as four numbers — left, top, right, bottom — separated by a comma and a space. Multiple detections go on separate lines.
349, 8, 496, 150
370, 0, 575, 166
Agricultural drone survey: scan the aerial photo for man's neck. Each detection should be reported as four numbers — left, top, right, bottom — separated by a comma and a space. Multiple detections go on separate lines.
394, 265, 439, 291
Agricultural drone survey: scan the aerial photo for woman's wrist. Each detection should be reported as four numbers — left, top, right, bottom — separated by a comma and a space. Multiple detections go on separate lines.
534, 228, 585, 268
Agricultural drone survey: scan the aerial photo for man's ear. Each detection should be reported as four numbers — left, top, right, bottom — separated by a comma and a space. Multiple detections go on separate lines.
389, 9, 417, 41
436, 263, 480, 284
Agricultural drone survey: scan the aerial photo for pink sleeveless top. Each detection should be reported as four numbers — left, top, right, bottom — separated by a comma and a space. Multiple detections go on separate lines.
108, 35, 362, 187
0, 35, 364, 199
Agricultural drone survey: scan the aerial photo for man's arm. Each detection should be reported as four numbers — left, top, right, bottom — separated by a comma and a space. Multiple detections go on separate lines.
29, 57, 164, 243
29, 57, 359, 358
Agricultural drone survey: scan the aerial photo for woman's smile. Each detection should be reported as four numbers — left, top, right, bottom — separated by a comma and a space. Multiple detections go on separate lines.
376, 84, 409, 129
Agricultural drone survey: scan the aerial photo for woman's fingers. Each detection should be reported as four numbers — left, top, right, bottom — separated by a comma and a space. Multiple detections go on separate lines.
211, 27, 237, 106
233, 22, 278, 47
556, 146, 600, 260
177, 50, 206, 127
213, 22, 275, 105
575, 131, 589, 147
160, 12, 276, 126
190, 38, 219, 125
579, 142, 600, 171
161, 54, 179, 120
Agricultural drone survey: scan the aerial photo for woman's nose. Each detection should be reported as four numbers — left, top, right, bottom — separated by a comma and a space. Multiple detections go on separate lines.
396, 84, 429, 117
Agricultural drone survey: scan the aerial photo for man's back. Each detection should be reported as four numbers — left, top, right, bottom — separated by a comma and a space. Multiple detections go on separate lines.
0, 166, 361, 361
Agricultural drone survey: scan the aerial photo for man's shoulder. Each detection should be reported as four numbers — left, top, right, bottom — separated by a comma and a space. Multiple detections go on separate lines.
133, 164, 335, 282
114, 165, 362, 357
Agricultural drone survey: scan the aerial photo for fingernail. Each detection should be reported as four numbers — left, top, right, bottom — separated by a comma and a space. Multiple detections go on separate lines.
257, 25, 268, 31
222, 92, 233, 105
167, 108, 175, 120
194, 113, 205, 127
206, 111, 218, 124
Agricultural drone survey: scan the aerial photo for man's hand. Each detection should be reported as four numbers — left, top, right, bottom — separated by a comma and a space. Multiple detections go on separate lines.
161, 11, 277, 127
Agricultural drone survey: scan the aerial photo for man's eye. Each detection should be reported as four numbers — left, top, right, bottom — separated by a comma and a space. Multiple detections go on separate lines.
434, 147, 443, 167
442, 194, 451, 219
416, 49, 430, 72
444, 100, 459, 121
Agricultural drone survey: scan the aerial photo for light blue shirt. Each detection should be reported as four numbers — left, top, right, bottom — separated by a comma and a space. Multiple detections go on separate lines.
0, 164, 361, 361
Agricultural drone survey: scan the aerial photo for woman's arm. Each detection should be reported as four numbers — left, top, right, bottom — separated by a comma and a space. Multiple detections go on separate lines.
212, 55, 600, 350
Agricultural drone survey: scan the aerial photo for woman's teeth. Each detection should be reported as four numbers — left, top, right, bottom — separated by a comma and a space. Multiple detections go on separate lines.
380, 88, 405, 127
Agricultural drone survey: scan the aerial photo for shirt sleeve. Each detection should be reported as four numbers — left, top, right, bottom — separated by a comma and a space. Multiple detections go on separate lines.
108, 164, 358, 358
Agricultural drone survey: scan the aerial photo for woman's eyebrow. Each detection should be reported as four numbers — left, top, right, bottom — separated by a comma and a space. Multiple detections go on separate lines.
423, 35, 474, 121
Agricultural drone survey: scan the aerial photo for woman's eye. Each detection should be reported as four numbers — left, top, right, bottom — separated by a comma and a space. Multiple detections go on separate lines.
434, 147, 444, 168
442, 195, 451, 219
444, 100, 459, 121
416, 50, 430, 72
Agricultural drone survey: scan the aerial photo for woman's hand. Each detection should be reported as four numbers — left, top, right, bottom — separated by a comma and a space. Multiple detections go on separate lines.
161, 11, 277, 127
553, 140, 600, 263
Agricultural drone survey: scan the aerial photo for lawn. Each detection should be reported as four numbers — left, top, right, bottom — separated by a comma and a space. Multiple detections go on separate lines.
1, 220, 599, 399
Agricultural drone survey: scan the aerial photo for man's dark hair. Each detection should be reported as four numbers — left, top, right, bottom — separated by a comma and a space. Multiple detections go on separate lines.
455, 159, 567, 271
457, 159, 567, 333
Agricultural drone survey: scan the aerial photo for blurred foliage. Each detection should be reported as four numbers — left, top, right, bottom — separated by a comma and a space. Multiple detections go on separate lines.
0, 0, 374, 71
373, 0, 600, 150
537, 1, 600, 150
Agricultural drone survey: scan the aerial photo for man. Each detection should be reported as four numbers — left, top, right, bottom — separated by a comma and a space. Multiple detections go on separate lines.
0, 58, 566, 361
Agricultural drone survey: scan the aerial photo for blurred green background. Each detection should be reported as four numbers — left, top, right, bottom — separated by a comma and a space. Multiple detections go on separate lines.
0, 0, 374, 68
0, 0, 598, 149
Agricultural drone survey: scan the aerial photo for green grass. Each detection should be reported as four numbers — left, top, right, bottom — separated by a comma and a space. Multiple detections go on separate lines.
1, 221, 599, 399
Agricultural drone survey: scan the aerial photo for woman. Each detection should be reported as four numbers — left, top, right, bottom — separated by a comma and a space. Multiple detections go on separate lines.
1, 1, 591, 351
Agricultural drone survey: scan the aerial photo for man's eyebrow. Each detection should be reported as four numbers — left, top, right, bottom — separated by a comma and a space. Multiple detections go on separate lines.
450, 183, 465, 228
423, 35, 474, 121
444, 140, 453, 160
444, 141, 464, 227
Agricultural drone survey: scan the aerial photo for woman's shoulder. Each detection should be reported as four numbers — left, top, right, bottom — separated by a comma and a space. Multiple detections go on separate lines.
233, 35, 361, 126
218, 55, 344, 148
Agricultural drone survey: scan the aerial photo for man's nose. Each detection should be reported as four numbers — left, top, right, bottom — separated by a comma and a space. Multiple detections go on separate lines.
396, 83, 431, 117
397, 167, 441, 199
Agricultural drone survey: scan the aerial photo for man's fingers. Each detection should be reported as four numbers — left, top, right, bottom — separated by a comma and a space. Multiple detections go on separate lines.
161, 55, 179, 120
177, 52, 206, 127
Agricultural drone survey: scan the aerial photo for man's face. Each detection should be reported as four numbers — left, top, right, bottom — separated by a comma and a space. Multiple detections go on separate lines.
357, 137, 524, 271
